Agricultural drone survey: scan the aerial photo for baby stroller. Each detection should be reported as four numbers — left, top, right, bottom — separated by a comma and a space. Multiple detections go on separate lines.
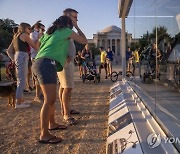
82, 59, 100, 84
6, 61, 16, 81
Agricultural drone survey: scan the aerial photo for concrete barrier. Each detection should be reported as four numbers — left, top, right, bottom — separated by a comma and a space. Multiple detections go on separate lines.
106, 79, 179, 154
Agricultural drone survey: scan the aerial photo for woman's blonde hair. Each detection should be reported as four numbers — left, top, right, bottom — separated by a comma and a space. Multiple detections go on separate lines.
14, 22, 31, 37
85, 44, 89, 48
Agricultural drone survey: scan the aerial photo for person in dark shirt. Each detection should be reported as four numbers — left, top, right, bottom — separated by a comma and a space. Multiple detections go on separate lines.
149, 43, 162, 74
106, 47, 114, 76
81, 44, 92, 75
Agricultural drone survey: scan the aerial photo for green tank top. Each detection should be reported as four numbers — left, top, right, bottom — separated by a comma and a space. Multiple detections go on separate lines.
35, 28, 73, 71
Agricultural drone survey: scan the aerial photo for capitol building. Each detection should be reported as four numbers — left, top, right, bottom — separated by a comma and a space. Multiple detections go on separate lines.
89, 25, 132, 63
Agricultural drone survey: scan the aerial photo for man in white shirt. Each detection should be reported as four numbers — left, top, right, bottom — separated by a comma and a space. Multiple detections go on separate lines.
57, 8, 86, 125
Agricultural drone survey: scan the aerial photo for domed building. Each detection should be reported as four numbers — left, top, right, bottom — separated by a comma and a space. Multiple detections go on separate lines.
92, 25, 132, 63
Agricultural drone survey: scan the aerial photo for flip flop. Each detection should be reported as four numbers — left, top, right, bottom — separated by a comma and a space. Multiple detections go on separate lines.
39, 136, 62, 144
70, 109, 80, 115
48, 124, 67, 131
65, 117, 77, 126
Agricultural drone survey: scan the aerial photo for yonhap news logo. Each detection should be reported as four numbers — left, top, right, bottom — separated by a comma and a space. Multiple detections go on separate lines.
147, 132, 180, 149
147, 132, 161, 148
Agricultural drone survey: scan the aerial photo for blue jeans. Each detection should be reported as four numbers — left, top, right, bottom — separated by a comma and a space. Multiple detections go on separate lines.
32, 58, 57, 84
14, 51, 29, 99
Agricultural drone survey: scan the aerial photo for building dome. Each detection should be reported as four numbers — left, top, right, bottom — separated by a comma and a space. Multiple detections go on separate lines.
101, 25, 121, 33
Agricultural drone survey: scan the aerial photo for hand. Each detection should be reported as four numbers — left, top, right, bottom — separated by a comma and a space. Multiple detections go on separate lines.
72, 20, 79, 30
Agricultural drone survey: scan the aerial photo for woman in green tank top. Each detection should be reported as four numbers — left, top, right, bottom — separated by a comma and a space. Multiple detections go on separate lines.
32, 15, 87, 144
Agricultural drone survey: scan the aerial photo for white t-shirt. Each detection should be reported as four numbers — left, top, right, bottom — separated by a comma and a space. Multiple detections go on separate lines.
30, 30, 39, 59
68, 39, 76, 61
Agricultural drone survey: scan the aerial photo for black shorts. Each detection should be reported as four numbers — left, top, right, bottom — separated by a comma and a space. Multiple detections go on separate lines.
99, 63, 107, 69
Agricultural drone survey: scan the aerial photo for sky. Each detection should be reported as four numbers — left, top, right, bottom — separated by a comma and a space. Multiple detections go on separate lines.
126, 0, 180, 38
0, 0, 180, 39
0, 0, 120, 39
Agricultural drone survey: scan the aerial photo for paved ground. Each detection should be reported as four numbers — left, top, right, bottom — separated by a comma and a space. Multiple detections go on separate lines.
0, 67, 112, 154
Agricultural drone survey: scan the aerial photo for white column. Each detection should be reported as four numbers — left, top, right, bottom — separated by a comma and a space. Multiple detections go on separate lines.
121, 17, 126, 78
100, 39, 102, 47
115, 39, 117, 55
110, 39, 112, 50
105, 39, 108, 50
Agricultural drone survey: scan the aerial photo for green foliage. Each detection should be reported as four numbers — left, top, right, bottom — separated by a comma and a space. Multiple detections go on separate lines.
150, 26, 171, 43
139, 33, 149, 49
74, 42, 99, 56
0, 18, 18, 52
89, 43, 100, 55
130, 42, 140, 51
74, 41, 85, 53
138, 26, 171, 49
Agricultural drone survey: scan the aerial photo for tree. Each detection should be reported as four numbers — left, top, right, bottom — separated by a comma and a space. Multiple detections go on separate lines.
74, 41, 85, 53
130, 42, 140, 51
74, 42, 99, 56
0, 18, 18, 52
89, 43, 99, 55
139, 33, 149, 49
138, 26, 171, 49
150, 26, 171, 44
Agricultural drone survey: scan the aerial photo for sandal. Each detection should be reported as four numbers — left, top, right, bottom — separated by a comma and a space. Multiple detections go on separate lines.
48, 124, 67, 131
70, 109, 80, 115
39, 136, 62, 144
65, 117, 77, 126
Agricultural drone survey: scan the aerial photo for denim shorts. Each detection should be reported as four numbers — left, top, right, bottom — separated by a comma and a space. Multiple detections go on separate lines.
32, 58, 57, 84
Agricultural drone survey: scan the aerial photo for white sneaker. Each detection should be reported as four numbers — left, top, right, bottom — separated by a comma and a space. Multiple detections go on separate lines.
15, 103, 30, 109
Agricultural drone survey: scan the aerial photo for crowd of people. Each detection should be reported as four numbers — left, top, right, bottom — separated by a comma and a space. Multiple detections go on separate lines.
125, 43, 162, 78
6, 8, 87, 144
5, 7, 162, 145
5, 7, 118, 144
75, 46, 115, 80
